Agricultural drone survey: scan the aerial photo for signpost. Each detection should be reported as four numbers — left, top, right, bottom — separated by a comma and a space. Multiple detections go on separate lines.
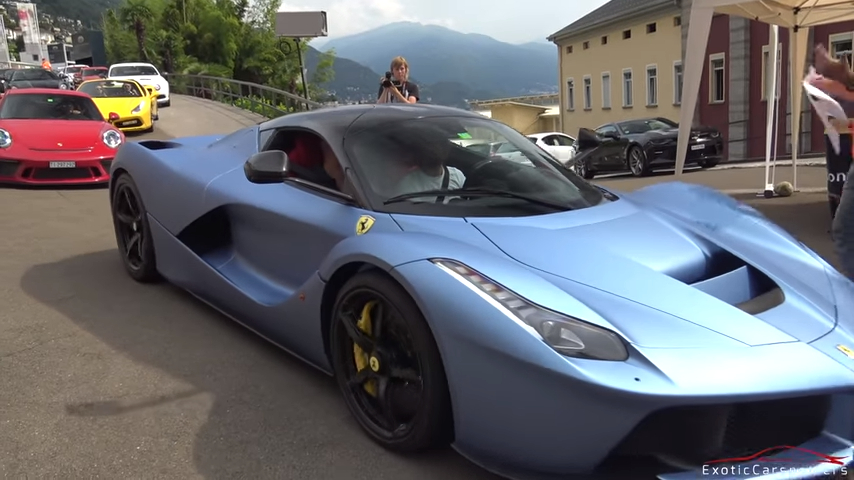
274, 11, 328, 101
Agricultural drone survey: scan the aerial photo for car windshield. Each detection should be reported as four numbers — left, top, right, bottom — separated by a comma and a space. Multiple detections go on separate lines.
0, 93, 103, 121
344, 115, 606, 217
618, 118, 677, 134
11, 69, 54, 81
110, 65, 158, 76
79, 80, 143, 98
82, 68, 106, 76
66, 66, 84, 73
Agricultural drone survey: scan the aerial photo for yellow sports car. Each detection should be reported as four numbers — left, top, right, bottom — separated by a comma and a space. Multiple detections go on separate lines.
77, 79, 158, 133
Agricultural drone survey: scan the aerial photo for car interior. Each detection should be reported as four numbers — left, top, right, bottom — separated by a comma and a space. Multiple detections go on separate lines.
263, 129, 343, 192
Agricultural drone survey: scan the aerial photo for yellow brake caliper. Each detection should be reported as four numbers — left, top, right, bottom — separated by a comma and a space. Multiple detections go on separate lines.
353, 300, 378, 396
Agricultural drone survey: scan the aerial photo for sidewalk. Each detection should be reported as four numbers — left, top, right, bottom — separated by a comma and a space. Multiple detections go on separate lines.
595, 165, 829, 193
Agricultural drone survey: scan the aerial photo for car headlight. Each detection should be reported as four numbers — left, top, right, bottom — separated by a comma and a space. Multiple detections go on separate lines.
131, 100, 145, 114
102, 130, 122, 148
0, 128, 11, 148
432, 259, 629, 361
59, 83, 68, 89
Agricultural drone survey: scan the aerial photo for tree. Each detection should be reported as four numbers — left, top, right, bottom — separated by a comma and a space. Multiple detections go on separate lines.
101, 0, 337, 101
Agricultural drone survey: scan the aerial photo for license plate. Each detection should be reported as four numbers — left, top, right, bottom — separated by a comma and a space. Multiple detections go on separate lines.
120, 121, 136, 127
49, 161, 76, 168
691, 144, 705, 151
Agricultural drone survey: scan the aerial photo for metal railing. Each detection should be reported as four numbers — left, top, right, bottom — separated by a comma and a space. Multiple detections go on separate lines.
165, 73, 322, 118
0, 61, 41, 69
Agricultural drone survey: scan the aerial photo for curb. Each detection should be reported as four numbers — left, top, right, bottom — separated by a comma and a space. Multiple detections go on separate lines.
711, 160, 826, 170
721, 187, 828, 195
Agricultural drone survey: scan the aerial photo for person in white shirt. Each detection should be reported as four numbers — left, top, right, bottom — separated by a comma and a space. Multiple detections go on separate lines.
392, 133, 466, 203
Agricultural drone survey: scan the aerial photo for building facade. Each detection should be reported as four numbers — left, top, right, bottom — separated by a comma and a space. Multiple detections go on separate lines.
548, 0, 854, 161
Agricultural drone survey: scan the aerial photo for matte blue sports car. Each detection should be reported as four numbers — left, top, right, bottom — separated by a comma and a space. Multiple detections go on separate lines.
109, 103, 854, 479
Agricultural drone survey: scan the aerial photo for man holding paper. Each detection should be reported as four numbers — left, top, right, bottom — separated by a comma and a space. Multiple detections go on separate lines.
809, 44, 854, 279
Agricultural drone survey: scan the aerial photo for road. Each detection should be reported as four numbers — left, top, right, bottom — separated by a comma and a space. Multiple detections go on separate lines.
0, 95, 841, 479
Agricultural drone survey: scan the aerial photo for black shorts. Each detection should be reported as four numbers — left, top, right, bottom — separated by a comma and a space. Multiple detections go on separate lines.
826, 133, 853, 199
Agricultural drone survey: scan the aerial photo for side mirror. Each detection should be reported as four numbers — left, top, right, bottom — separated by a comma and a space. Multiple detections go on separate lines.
244, 150, 289, 184
575, 128, 601, 151
108, 112, 119, 123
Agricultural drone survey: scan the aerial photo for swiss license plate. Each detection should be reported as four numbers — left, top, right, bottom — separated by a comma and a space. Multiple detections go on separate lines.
49, 161, 76, 168
691, 144, 705, 151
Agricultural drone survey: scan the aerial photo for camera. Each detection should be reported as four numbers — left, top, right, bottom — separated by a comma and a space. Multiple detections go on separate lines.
382, 71, 400, 89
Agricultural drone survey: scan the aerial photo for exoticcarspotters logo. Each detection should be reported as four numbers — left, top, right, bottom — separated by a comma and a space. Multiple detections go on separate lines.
702, 446, 850, 478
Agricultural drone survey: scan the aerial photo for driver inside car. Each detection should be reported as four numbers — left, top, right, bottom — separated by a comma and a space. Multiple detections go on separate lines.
392, 130, 466, 203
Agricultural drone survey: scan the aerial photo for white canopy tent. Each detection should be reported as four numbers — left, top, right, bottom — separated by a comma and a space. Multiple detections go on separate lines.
676, 0, 854, 196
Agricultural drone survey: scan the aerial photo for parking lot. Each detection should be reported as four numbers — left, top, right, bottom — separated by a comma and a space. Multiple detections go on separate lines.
0, 96, 841, 479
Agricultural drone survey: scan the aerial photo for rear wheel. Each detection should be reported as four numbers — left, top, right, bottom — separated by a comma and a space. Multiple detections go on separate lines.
111, 174, 160, 282
628, 146, 649, 177
329, 271, 452, 453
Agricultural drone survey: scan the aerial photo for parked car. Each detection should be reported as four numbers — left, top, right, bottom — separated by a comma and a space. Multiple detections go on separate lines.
572, 117, 723, 179
526, 131, 576, 165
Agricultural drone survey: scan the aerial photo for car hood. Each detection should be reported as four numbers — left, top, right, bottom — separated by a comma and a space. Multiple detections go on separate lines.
92, 97, 147, 116
1, 119, 108, 151
400, 183, 839, 348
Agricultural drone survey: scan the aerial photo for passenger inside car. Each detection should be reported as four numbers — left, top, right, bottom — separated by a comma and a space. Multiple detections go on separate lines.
265, 131, 347, 194
391, 128, 466, 203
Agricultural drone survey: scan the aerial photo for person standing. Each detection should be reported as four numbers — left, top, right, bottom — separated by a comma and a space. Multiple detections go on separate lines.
41, 58, 51, 70
815, 44, 854, 220
377, 56, 419, 104
811, 45, 854, 280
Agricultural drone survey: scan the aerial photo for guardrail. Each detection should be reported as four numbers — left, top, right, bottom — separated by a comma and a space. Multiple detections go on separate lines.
165, 73, 322, 118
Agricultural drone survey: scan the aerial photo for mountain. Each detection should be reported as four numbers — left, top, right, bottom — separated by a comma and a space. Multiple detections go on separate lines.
305, 45, 380, 103
321, 22, 558, 98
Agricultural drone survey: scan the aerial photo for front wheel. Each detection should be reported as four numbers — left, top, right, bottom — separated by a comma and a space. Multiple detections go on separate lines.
329, 270, 452, 453
111, 174, 160, 282
628, 146, 649, 177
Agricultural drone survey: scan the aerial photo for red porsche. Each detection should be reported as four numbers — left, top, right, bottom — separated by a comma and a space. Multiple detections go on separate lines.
0, 88, 124, 185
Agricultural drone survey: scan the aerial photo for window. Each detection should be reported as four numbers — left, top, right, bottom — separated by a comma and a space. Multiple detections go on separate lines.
601, 72, 611, 109
595, 124, 619, 137
709, 53, 725, 103
583, 41, 589, 49
646, 22, 657, 34
623, 29, 631, 39
601, 35, 608, 45
829, 33, 853, 68
646, 65, 658, 106
673, 61, 683, 105
566, 78, 575, 111
761, 43, 783, 101
583, 75, 592, 110
565, 45, 573, 54
673, 16, 681, 26
622, 68, 633, 107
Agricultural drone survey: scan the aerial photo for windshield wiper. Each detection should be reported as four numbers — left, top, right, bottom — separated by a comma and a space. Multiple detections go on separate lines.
383, 187, 572, 210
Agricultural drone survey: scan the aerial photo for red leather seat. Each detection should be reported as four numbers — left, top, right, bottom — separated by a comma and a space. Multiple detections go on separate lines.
286, 134, 324, 180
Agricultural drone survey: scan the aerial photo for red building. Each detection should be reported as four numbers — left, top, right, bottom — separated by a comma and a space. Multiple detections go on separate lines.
693, 14, 854, 161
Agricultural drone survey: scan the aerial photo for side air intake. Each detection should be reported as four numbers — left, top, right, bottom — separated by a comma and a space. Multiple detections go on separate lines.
138, 140, 182, 150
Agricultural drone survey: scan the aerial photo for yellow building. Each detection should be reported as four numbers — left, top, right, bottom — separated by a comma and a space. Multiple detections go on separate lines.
468, 94, 560, 135
547, 0, 683, 137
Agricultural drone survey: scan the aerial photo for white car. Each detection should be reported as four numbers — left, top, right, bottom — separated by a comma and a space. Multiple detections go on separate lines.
527, 132, 576, 165
107, 62, 170, 107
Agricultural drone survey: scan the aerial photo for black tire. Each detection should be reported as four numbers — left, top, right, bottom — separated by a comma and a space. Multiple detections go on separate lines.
330, 270, 452, 453
628, 146, 648, 177
699, 158, 720, 169
111, 174, 161, 283
577, 159, 595, 179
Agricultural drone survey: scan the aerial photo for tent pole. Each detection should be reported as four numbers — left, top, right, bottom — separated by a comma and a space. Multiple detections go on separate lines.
762, 25, 779, 198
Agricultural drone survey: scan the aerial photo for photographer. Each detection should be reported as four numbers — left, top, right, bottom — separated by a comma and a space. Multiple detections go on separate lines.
377, 56, 419, 104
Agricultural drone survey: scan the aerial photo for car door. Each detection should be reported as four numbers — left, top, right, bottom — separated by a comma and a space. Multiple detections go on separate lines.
549, 133, 576, 163
594, 124, 623, 168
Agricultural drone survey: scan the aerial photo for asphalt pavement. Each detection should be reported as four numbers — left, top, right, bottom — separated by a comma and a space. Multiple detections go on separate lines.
0, 95, 841, 479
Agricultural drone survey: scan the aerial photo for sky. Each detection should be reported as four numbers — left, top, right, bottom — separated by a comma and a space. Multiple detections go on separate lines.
277, 0, 611, 45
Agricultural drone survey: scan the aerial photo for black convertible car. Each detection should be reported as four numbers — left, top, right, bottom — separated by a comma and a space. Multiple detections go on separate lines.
572, 117, 723, 179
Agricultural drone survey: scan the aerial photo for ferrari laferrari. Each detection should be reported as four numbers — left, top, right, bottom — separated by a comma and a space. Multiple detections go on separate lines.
108, 104, 854, 479
77, 79, 157, 133
0, 88, 124, 185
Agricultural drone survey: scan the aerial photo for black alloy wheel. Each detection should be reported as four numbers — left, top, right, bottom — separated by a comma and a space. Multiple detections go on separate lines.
628, 146, 648, 177
577, 159, 594, 179
330, 271, 452, 453
111, 174, 160, 282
